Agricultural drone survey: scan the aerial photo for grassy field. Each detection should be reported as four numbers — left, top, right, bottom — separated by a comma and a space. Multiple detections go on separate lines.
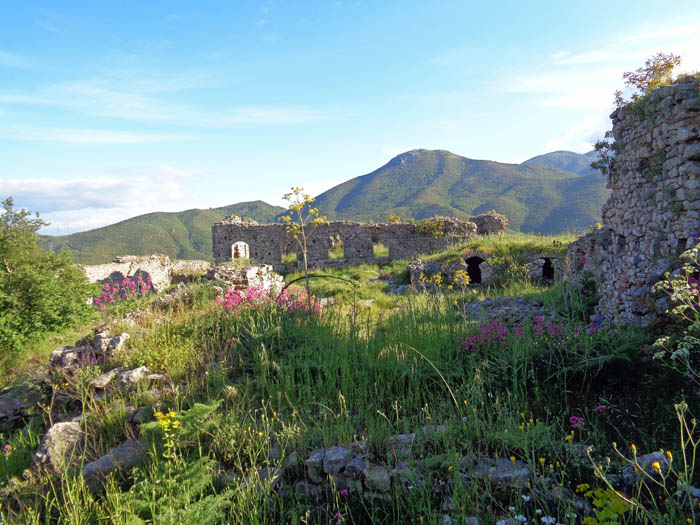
1, 233, 698, 524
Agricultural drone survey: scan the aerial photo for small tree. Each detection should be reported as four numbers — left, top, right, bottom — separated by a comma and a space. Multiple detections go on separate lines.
278, 188, 328, 306
615, 52, 682, 107
0, 197, 94, 361
593, 53, 682, 176
591, 130, 616, 177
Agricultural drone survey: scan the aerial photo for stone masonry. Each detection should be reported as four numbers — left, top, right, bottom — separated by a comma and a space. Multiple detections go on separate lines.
83, 255, 212, 293
568, 78, 700, 325
212, 216, 482, 271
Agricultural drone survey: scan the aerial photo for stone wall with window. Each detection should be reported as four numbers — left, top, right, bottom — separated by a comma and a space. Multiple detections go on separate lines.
567, 78, 700, 325
212, 216, 483, 270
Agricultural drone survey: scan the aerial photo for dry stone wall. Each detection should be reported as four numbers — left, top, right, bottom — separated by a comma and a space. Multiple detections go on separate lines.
212, 217, 482, 270
83, 255, 212, 292
568, 78, 700, 325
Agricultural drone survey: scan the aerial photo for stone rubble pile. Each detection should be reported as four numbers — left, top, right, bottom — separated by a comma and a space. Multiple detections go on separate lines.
469, 211, 508, 235
206, 264, 284, 293
462, 297, 552, 325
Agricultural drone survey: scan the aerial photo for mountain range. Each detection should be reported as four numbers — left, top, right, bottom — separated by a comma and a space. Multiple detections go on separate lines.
39, 149, 606, 264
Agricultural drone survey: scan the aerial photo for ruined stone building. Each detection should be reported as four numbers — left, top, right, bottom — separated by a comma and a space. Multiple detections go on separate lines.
211, 215, 485, 271
568, 78, 700, 325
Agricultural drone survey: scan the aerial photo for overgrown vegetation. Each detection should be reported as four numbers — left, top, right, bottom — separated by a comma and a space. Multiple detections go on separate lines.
0, 198, 94, 365
1, 232, 698, 523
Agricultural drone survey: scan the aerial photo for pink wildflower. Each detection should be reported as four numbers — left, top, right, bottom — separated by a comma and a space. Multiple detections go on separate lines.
569, 416, 584, 430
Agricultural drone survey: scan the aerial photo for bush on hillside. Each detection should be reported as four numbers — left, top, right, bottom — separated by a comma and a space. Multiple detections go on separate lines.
0, 197, 94, 359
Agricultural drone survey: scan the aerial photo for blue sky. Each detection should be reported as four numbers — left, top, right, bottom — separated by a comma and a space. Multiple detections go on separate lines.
2, 1, 699, 234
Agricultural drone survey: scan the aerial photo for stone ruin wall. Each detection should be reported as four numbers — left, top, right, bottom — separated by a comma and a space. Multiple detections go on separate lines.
82, 255, 213, 293
568, 78, 700, 325
211, 217, 494, 271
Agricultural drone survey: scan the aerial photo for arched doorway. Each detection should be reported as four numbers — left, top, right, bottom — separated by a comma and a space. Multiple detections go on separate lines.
542, 258, 554, 280
231, 241, 250, 260
466, 256, 484, 284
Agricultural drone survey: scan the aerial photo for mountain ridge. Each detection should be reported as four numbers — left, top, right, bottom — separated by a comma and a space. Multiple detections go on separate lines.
41, 149, 605, 264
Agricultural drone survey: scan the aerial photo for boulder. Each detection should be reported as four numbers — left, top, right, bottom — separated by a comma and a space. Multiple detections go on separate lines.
294, 480, 323, 502
132, 406, 154, 424
305, 448, 325, 483
49, 346, 91, 369
89, 368, 124, 390
82, 439, 147, 492
365, 464, 391, 492
462, 297, 550, 325
152, 283, 188, 309
108, 333, 130, 352
116, 366, 151, 390
31, 421, 83, 475
323, 445, 352, 475
345, 456, 368, 479
622, 451, 671, 486
0, 388, 44, 431
468, 457, 530, 488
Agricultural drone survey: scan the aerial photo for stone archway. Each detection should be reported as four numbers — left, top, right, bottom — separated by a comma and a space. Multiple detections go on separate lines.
231, 241, 250, 260
542, 258, 554, 280
466, 256, 485, 284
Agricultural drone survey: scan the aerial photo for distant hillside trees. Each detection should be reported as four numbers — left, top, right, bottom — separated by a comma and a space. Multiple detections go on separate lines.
0, 197, 94, 358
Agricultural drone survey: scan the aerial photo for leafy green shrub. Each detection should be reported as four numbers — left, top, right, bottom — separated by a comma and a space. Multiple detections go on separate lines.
0, 198, 94, 361
651, 241, 700, 384
415, 216, 446, 239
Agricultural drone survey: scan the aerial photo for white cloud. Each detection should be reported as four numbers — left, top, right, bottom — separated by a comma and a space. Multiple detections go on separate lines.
0, 126, 196, 144
0, 78, 323, 127
502, 21, 700, 111
1, 166, 203, 234
497, 18, 700, 156
545, 114, 606, 153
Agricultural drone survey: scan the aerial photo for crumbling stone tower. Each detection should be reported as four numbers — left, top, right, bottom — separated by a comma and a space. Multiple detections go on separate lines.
568, 77, 700, 325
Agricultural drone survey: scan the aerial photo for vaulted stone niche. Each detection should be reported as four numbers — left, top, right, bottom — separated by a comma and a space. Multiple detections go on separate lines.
541, 258, 554, 280
466, 256, 485, 284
